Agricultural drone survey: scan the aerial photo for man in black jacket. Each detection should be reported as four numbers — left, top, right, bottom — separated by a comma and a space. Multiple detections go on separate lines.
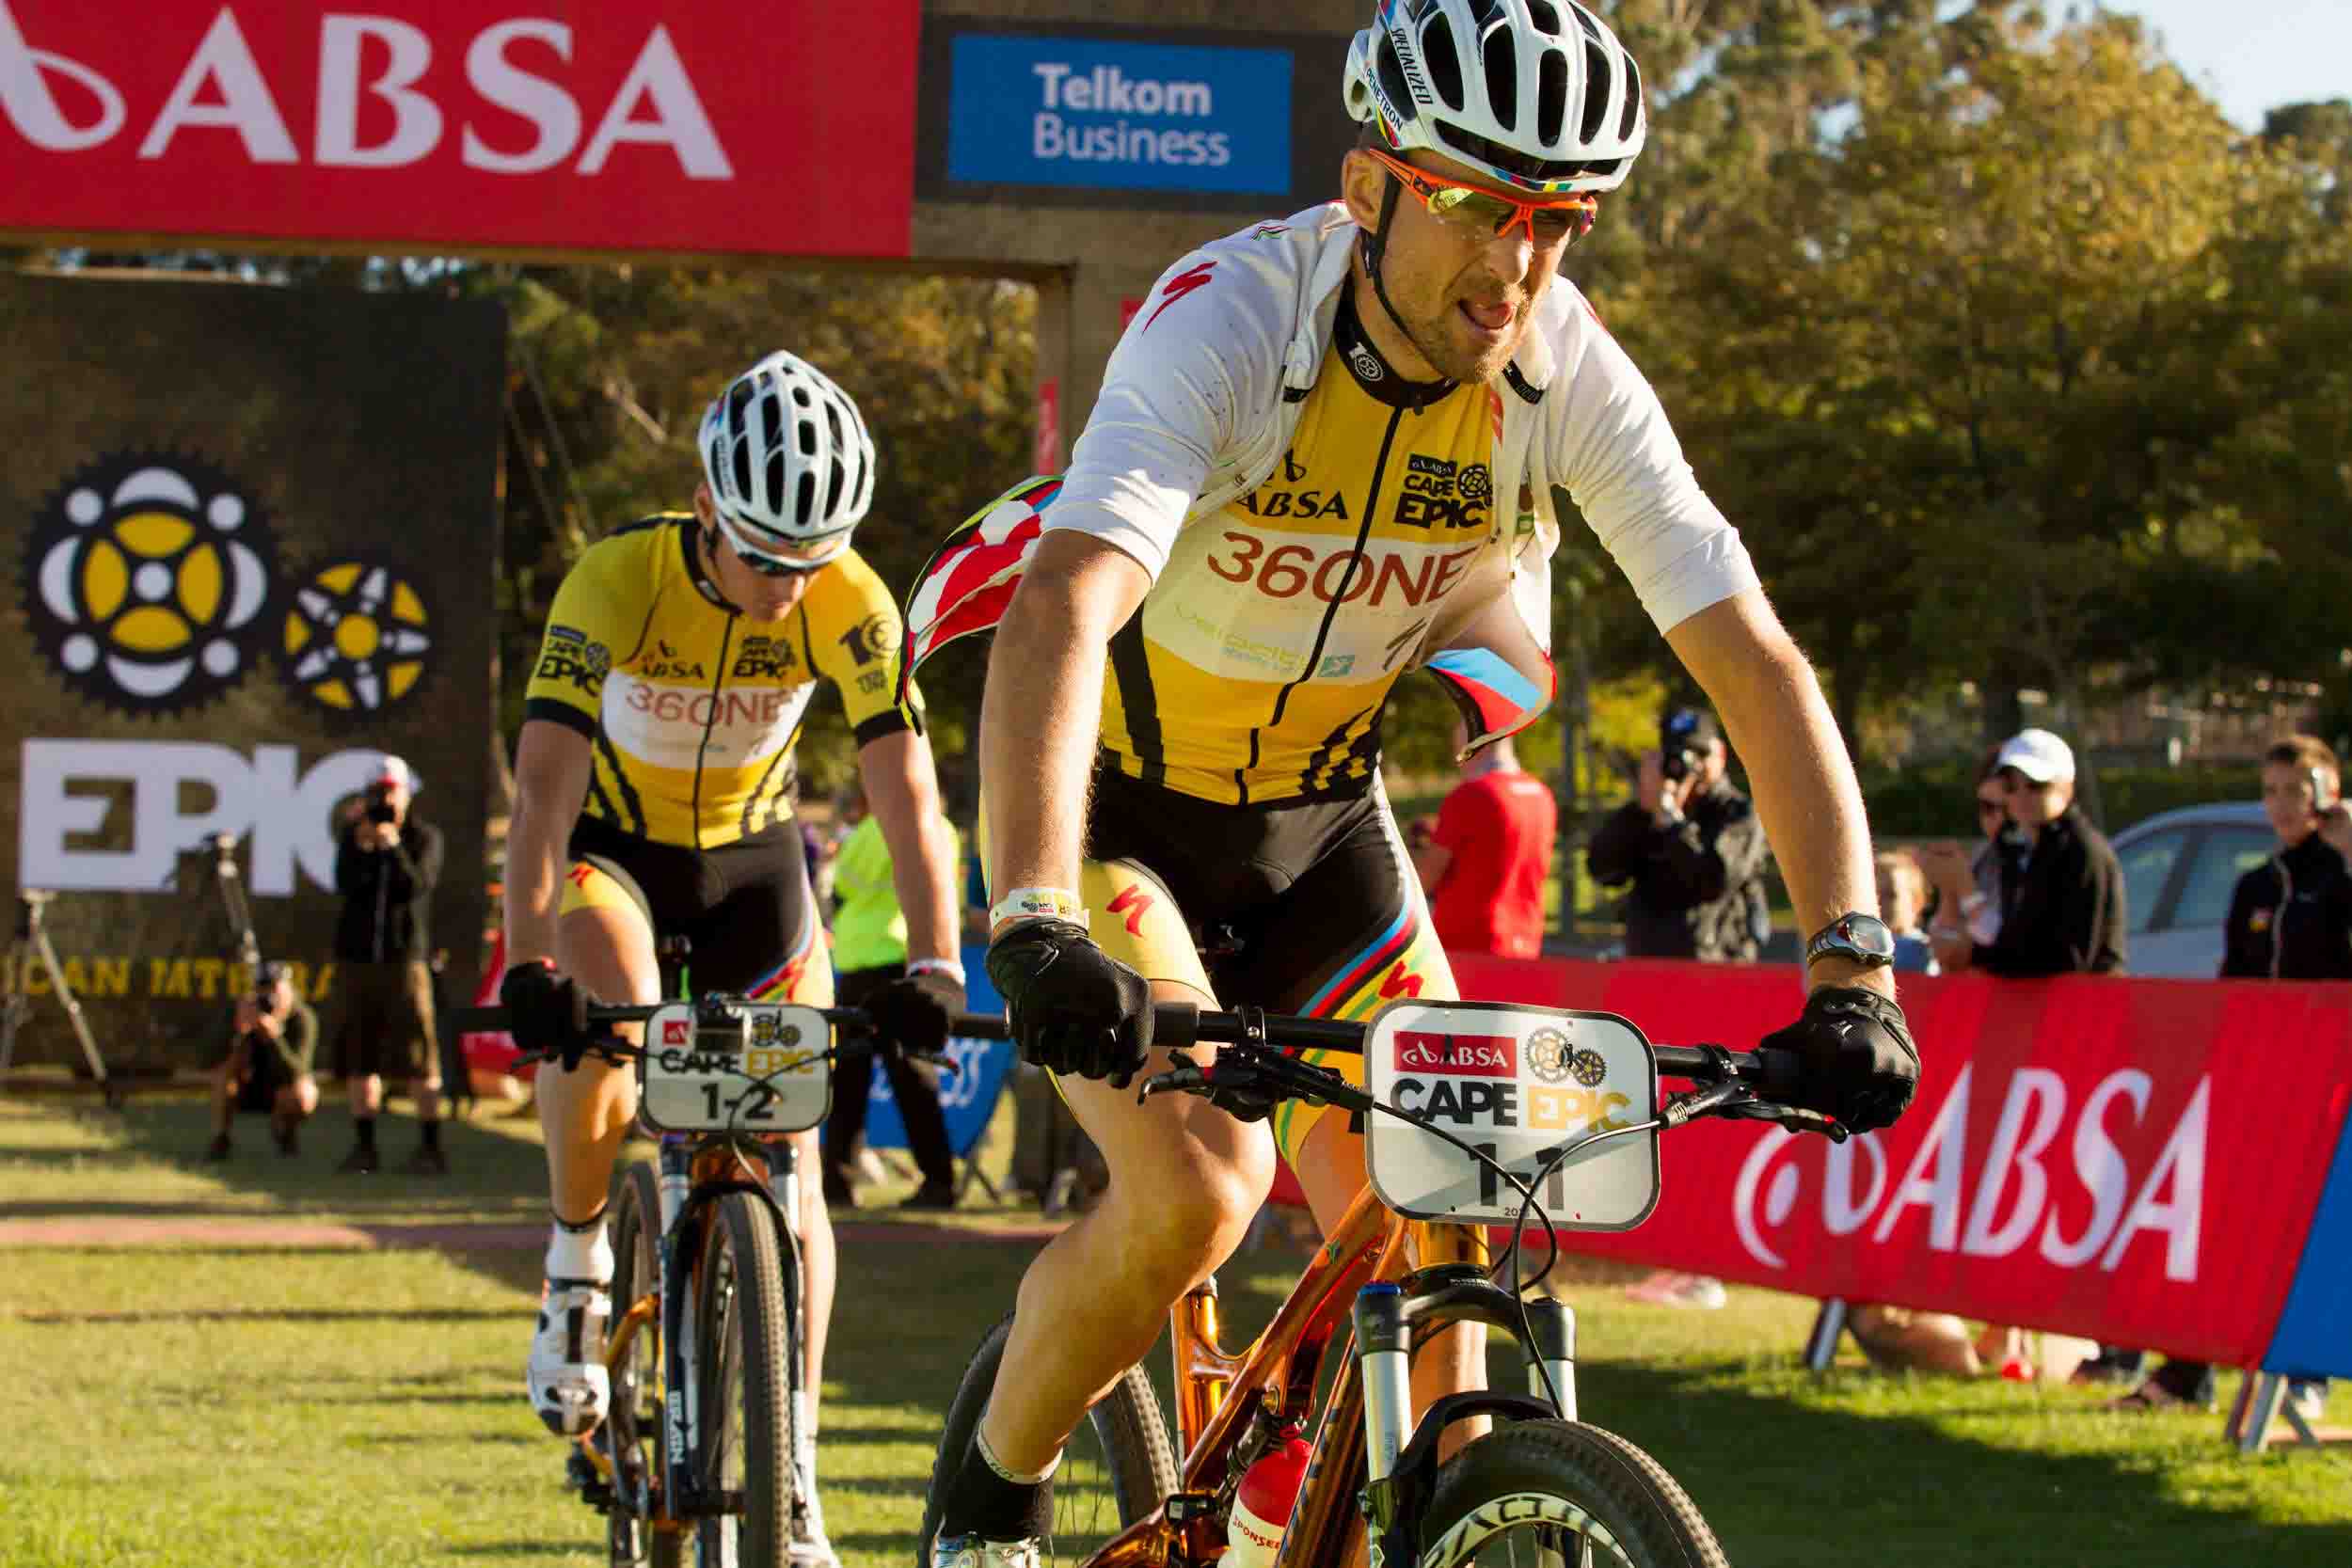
1941, 729, 2127, 977
1587, 707, 1772, 962
332, 753, 448, 1174
2119, 736, 2348, 1417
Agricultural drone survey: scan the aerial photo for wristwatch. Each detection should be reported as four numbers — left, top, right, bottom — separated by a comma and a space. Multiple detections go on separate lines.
1804, 911, 1897, 971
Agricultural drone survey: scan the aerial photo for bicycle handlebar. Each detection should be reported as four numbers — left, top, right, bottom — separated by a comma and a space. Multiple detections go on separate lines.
1146, 1000, 1799, 1093
447, 1001, 1010, 1040
1140, 1000, 1836, 1140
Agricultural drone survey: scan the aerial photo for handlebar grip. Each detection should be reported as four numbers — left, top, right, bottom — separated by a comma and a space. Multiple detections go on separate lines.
1152, 1001, 1201, 1048
1752, 1045, 1804, 1101
949, 1011, 1009, 1040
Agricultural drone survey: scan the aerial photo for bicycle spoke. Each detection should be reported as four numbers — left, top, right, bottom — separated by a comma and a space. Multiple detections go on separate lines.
1443, 1513, 1629, 1568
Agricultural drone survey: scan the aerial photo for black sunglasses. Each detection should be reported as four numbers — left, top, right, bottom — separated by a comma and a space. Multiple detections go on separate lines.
734, 548, 818, 579
711, 522, 822, 578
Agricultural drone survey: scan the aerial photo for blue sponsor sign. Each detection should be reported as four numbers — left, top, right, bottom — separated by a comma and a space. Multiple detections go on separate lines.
946, 33, 1293, 197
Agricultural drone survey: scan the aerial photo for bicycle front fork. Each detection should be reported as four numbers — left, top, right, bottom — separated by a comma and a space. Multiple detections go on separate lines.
1353, 1270, 1577, 1543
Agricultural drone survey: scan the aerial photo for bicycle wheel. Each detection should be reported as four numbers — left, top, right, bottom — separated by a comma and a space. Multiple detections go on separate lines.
604, 1163, 665, 1567
684, 1189, 798, 1568
919, 1311, 1179, 1567
1413, 1420, 1724, 1568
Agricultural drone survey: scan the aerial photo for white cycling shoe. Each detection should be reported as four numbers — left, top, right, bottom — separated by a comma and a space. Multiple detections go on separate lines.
931, 1536, 1042, 1568
527, 1277, 612, 1436
788, 1473, 841, 1568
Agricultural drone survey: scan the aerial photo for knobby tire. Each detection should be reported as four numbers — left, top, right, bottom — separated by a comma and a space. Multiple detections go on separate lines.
688, 1189, 797, 1568
1415, 1419, 1725, 1568
920, 1311, 1179, 1567
607, 1163, 666, 1568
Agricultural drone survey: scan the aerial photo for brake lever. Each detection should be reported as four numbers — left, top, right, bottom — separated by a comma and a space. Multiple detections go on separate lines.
1660, 1081, 1749, 1127
1663, 1083, 1851, 1143
1737, 1101, 1849, 1143
1139, 1050, 1209, 1103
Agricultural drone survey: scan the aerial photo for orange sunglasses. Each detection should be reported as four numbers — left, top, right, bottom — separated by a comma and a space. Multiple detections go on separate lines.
1362, 146, 1598, 245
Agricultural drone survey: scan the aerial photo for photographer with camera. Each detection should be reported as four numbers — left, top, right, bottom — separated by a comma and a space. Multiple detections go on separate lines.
331, 753, 448, 1175
205, 959, 318, 1160
1587, 706, 1772, 963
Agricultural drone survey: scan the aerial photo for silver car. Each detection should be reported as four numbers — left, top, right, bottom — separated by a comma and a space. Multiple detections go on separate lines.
2108, 801, 2273, 978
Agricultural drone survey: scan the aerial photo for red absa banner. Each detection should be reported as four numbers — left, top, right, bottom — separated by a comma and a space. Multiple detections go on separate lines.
0, 1, 918, 257
1454, 956, 2352, 1370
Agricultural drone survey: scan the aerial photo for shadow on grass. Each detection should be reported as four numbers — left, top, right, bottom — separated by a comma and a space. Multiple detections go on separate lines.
813, 1243, 2350, 1568
1570, 1355, 2352, 1568
12, 1305, 517, 1325
3, 1092, 551, 1215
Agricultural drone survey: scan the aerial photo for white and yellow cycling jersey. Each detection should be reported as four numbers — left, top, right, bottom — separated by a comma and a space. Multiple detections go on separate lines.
526, 515, 917, 847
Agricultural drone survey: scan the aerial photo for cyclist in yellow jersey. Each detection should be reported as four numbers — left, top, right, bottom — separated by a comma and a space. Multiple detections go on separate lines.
501, 352, 964, 1568
922, 7, 1920, 1563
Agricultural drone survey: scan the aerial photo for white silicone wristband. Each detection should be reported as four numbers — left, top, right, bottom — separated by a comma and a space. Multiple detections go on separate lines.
906, 957, 967, 987
991, 887, 1087, 927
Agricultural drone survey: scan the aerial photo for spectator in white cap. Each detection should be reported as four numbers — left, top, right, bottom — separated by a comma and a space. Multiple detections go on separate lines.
1936, 727, 2125, 976
331, 749, 450, 1173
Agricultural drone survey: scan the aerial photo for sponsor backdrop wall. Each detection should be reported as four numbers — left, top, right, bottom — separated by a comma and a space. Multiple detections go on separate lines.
3, 1, 1370, 483
0, 273, 503, 1070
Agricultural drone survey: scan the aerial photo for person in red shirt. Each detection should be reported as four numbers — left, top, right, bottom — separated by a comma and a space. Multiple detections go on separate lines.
1410, 723, 1558, 958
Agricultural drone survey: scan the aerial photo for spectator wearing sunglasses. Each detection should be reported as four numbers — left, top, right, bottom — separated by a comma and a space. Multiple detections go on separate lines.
1933, 729, 2125, 976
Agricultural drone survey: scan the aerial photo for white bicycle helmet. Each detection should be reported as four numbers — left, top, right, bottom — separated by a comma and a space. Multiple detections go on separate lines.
697, 351, 874, 569
1344, 0, 1645, 194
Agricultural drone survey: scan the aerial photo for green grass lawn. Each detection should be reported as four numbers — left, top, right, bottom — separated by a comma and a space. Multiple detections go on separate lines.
4, 1092, 2348, 1567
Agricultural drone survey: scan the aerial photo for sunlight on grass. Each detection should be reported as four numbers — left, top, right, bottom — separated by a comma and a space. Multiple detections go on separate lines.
4, 1096, 2348, 1567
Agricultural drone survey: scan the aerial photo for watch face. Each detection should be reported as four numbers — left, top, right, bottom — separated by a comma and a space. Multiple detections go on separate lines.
1818, 913, 1897, 964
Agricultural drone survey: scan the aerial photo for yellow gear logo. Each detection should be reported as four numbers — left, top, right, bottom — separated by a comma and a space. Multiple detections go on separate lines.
23, 454, 278, 715
279, 557, 435, 715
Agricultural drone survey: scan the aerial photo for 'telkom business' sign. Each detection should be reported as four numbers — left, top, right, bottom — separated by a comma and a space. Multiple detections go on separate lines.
945, 33, 1291, 197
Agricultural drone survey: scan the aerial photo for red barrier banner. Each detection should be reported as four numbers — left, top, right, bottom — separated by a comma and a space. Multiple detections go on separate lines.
1453, 956, 2352, 1370
0, 1, 918, 258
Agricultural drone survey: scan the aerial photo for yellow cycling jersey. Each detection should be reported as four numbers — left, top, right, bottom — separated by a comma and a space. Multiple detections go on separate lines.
1095, 317, 1500, 803
523, 515, 918, 847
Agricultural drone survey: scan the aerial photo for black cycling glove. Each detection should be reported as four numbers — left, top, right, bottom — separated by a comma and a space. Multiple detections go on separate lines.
985, 920, 1153, 1086
867, 967, 965, 1059
1761, 984, 1920, 1132
501, 959, 596, 1071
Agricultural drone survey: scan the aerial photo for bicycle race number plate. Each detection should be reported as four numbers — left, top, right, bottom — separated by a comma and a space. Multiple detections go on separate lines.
636, 1004, 832, 1134
1363, 1001, 1661, 1229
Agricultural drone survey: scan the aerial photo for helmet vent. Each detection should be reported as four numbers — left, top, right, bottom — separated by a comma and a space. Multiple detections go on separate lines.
1539, 46, 1570, 145
1618, 55, 1642, 141
1527, 0, 1560, 34
795, 471, 816, 529
1482, 30, 1518, 131
1376, 38, 1417, 120
1576, 39, 1610, 144
1422, 13, 1465, 111
765, 451, 786, 512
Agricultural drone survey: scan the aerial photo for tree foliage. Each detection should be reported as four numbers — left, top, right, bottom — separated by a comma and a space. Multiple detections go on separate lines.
1572, 2, 2352, 766
17, 0, 2351, 790
493, 264, 1037, 801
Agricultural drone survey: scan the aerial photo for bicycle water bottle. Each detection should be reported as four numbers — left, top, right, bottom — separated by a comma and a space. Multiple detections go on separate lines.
1224, 1434, 1311, 1568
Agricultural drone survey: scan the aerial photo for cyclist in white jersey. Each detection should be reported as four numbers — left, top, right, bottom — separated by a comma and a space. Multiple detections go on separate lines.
927, 6, 1920, 1562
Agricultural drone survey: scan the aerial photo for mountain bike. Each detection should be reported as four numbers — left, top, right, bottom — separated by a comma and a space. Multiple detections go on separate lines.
460, 990, 1004, 1568
921, 996, 1844, 1568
